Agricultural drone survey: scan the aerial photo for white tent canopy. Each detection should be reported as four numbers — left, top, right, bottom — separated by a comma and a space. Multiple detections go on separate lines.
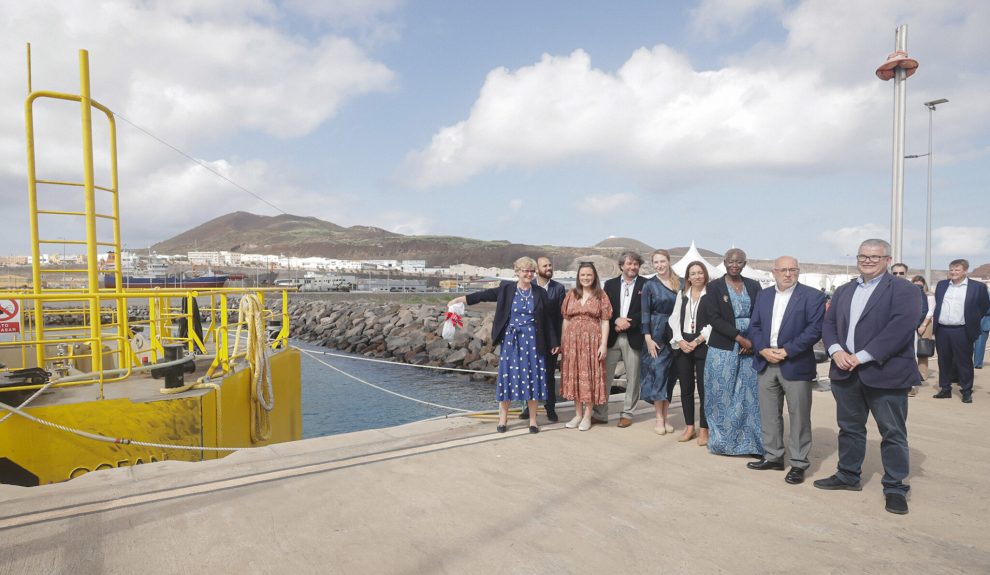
671, 241, 720, 279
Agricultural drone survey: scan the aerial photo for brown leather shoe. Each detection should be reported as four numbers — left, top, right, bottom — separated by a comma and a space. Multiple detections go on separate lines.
618, 417, 633, 428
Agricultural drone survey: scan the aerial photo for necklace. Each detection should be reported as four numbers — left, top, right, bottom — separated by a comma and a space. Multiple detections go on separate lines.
687, 291, 701, 332
517, 286, 532, 301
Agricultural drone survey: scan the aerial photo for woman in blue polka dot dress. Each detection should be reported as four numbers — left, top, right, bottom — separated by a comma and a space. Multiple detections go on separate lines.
450, 257, 560, 434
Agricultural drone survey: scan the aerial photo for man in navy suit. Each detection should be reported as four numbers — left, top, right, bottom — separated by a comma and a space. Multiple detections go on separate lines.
520, 256, 566, 422
815, 239, 923, 515
593, 251, 647, 427
746, 256, 826, 485
932, 259, 990, 403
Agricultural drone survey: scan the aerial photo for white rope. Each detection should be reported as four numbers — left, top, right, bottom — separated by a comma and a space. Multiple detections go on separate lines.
298, 348, 472, 413
0, 399, 241, 452
302, 347, 497, 375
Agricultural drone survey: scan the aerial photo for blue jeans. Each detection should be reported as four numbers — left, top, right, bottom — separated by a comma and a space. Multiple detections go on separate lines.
830, 373, 910, 495
974, 330, 989, 368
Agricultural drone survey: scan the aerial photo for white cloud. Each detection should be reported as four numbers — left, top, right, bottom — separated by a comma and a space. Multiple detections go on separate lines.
577, 193, 638, 216
402, 1, 990, 190
689, 0, 785, 39
818, 224, 888, 257
932, 227, 990, 259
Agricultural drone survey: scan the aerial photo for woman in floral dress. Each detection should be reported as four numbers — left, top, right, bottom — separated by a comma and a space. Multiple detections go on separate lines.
560, 262, 612, 431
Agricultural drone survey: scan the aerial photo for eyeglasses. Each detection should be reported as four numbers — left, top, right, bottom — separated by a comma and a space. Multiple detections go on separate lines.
773, 268, 799, 274
725, 259, 746, 265
856, 255, 888, 263
519, 269, 535, 274
891, 271, 906, 276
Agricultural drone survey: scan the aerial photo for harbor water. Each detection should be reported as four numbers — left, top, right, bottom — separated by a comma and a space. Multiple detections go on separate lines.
295, 340, 498, 438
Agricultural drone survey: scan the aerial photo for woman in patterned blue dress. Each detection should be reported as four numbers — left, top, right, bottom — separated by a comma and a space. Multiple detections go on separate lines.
450, 257, 560, 434
640, 249, 679, 435
698, 249, 764, 455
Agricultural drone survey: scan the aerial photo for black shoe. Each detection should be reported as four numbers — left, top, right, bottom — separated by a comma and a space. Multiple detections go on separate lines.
518, 409, 530, 420
590, 417, 609, 425
529, 426, 539, 434
785, 468, 806, 485
933, 389, 952, 399
813, 475, 862, 491
962, 394, 973, 404
885, 493, 909, 515
747, 458, 785, 471
545, 408, 559, 423
496, 424, 507, 433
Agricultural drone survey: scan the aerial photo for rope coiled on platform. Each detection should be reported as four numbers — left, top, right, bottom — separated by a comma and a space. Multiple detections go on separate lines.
233, 294, 275, 441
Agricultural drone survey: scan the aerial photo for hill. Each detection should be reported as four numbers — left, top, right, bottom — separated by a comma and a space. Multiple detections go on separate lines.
152, 212, 736, 270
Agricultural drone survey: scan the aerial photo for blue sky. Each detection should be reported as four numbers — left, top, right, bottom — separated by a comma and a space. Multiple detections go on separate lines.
1, 0, 987, 268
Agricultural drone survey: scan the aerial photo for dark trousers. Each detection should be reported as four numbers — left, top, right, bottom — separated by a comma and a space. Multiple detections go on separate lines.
674, 348, 706, 428
936, 326, 975, 396
830, 373, 910, 495
545, 354, 557, 410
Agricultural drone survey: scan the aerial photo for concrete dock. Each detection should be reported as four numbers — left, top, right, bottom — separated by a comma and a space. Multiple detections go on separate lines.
2, 365, 989, 574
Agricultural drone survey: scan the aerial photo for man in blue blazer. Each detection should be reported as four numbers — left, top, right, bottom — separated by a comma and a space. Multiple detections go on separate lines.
932, 259, 990, 403
815, 239, 923, 515
746, 256, 826, 485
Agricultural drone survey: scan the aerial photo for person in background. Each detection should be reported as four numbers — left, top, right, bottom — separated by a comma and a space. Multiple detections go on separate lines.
593, 251, 648, 428
746, 256, 826, 485
932, 259, 990, 403
699, 248, 763, 456
449, 257, 559, 433
559, 262, 612, 431
974, 284, 990, 370
669, 261, 712, 445
890, 263, 909, 278
520, 256, 566, 422
816, 239, 922, 515
911, 275, 936, 386
640, 249, 679, 435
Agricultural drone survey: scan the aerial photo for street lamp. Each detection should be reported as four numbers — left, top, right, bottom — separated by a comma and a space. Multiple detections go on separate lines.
905, 97, 948, 286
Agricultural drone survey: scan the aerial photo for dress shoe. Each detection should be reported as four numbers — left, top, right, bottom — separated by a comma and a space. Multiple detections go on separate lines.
813, 475, 862, 491
591, 417, 609, 425
664, 422, 675, 433
785, 468, 806, 485
962, 394, 973, 404
654, 423, 667, 435
747, 458, 785, 471
565, 415, 582, 429
933, 389, 952, 399
518, 409, 530, 420
496, 424, 507, 433
885, 493, 909, 515
907, 387, 918, 397
545, 408, 559, 423
617, 417, 633, 428
678, 430, 698, 443
578, 418, 592, 431
529, 425, 539, 434
697, 432, 708, 447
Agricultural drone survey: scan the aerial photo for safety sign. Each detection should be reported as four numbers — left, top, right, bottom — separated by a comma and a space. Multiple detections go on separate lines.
0, 299, 21, 334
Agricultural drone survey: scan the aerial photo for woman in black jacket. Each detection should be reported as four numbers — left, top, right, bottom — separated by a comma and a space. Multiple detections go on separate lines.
450, 257, 559, 433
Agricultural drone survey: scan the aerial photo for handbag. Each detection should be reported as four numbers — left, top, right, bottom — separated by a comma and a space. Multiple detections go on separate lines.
916, 338, 935, 358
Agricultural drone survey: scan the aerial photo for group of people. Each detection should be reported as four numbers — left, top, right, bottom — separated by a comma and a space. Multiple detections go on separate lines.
451, 240, 989, 515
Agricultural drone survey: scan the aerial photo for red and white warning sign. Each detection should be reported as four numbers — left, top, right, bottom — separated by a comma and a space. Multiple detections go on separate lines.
0, 299, 21, 334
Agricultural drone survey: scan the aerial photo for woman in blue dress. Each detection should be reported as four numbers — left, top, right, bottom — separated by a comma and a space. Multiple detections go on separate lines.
450, 257, 559, 434
698, 249, 764, 455
640, 249, 679, 435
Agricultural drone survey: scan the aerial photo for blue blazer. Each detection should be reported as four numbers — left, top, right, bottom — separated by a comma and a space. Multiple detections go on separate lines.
749, 283, 826, 381
822, 273, 923, 389
933, 279, 990, 342
466, 280, 559, 354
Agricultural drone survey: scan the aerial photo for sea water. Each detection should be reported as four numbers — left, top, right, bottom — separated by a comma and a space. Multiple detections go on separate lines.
295, 340, 498, 438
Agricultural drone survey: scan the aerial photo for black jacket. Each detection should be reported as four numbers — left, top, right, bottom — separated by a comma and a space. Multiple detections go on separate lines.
699, 276, 762, 351
465, 280, 559, 354
603, 275, 648, 350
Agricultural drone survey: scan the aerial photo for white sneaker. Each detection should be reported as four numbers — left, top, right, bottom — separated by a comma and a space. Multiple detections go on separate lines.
578, 418, 591, 431
565, 416, 582, 429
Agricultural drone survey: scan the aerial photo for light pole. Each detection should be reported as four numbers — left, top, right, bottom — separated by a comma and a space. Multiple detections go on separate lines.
906, 97, 948, 287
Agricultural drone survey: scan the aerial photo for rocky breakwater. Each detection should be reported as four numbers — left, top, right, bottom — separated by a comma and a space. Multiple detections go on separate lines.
287, 301, 501, 379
